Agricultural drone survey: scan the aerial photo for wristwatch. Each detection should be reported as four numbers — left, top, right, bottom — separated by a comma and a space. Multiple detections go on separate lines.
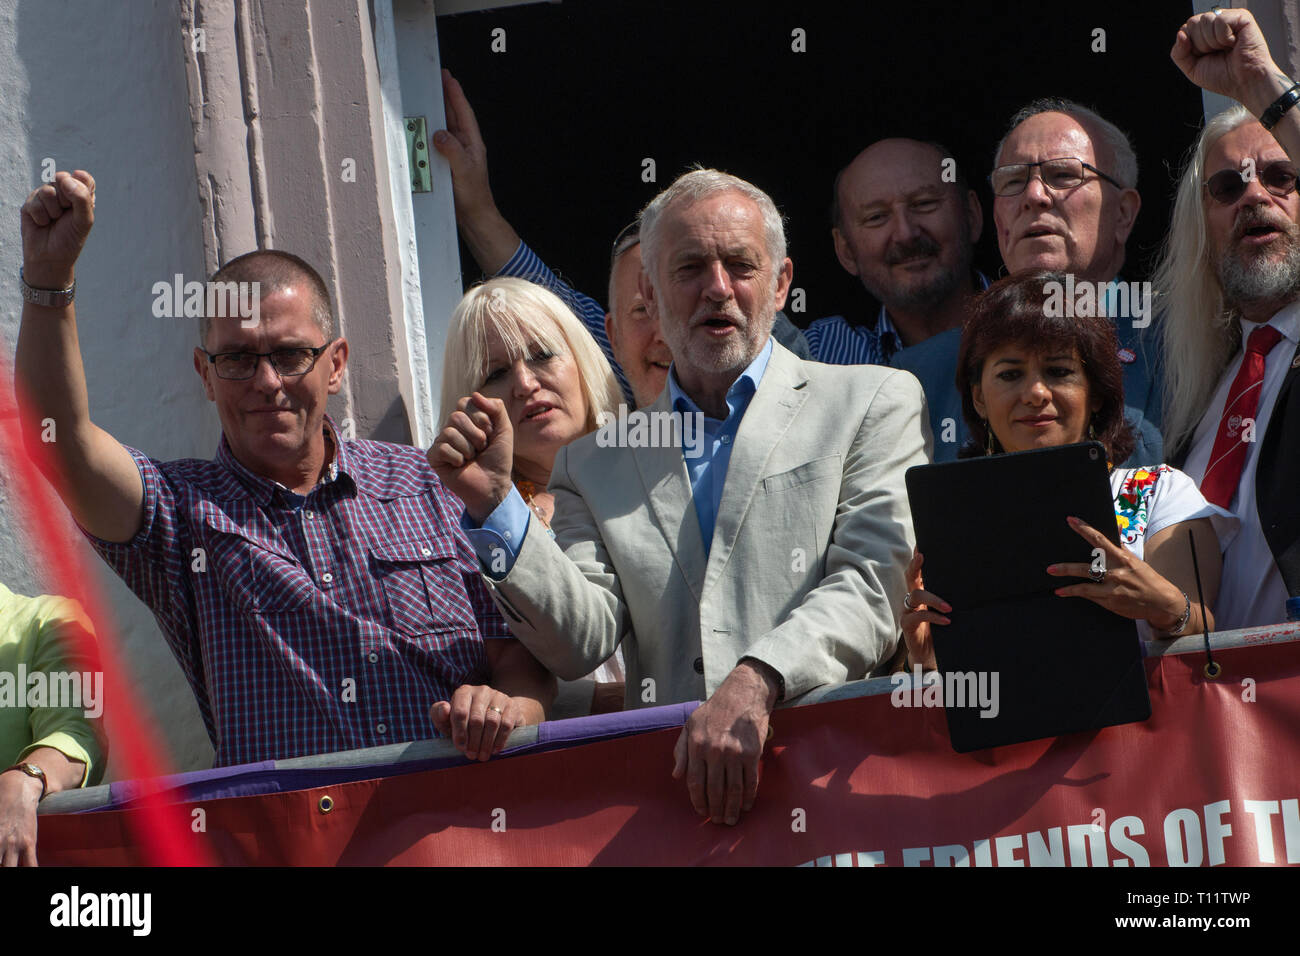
3, 762, 48, 799
20, 267, 75, 308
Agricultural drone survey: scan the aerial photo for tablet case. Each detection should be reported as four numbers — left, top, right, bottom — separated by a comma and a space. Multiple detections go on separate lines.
904, 442, 1152, 752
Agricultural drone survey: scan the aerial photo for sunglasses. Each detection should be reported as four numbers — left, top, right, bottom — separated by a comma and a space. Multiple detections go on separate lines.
1204, 161, 1299, 204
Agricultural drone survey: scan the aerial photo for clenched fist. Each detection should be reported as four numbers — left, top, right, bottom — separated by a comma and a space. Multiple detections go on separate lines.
21, 170, 96, 290
428, 391, 516, 522
1172, 8, 1289, 116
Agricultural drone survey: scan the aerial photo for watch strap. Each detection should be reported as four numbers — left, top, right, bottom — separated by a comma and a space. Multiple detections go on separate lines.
3, 762, 48, 800
20, 267, 75, 308
1261, 81, 1300, 131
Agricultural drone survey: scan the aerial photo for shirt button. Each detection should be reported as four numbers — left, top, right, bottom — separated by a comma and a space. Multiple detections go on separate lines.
720, 435, 731, 445
321, 572, 333, 584
693, 657, 704, 674
367, 652, 378, 663
420, 547, 432, 557
304, 510, 314, 519
504, 531, 512, 540
376, 723, 387, 735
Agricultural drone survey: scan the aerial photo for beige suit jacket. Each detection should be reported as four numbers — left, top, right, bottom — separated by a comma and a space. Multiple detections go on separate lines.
484, 341, 931, 707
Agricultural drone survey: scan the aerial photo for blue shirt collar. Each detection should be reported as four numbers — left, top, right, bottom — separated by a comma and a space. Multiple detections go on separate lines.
669, 336, 773, 420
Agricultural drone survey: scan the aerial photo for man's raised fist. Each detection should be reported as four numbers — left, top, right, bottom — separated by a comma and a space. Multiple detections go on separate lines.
21, 169, 95, 289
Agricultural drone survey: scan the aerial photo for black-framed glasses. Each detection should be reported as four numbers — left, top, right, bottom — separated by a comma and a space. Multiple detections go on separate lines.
1204, 160, 1299, 205
989, 157, 1125, 197
201, 344, 332, 380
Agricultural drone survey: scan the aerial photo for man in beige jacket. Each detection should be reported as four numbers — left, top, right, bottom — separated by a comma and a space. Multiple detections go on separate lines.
432, 169, 929, 825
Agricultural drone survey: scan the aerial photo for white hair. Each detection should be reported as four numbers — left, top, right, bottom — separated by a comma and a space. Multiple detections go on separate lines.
994, 98, 1139, 189
638, 167, 787, 283
1151, 104, 1255, 455
439, 277, 622, 433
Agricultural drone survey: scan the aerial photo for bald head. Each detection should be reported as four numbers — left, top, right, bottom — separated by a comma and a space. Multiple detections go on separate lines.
831, 137, 981, 316
992, 108, 1140, 280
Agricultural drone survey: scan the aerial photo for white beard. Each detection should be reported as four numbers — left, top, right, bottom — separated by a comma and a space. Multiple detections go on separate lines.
1219, 226, 1300, 307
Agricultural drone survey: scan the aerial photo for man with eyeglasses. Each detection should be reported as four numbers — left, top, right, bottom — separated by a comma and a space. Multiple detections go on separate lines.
991, 97, 1163, 466
433, 70, 810, 410
14, 185, 555, 767
1155, 7, 1300, 629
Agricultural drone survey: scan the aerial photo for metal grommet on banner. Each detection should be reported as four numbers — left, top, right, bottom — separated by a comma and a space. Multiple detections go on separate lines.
1204, 661, 1222, 680
318, 795, 334, 814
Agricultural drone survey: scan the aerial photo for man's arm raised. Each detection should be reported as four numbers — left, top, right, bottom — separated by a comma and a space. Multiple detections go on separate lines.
1173, 8, 1300, 163
15, 170, 144, 543
432, 70, 521, 275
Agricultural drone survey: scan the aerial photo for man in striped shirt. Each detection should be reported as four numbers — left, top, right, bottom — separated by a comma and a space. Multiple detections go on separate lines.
806, 138, 988, 459
16, 172, 554, 767
805, 139, 987, 365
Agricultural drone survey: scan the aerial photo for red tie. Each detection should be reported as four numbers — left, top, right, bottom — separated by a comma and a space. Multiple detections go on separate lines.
1200, 323, 1284, 508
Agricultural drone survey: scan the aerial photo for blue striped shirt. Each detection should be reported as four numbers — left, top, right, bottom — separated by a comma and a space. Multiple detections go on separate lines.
804, 271, 993, 367
803, 310, 900, 366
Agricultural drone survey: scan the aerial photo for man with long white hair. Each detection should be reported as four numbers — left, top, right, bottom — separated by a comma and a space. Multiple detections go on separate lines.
1157, 7, 1300, 629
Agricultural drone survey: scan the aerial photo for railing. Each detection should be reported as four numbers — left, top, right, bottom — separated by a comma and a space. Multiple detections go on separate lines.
39, 621, 1300, 814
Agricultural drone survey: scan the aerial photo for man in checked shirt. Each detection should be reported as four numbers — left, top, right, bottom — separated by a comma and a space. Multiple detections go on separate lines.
15, 169, 554, 768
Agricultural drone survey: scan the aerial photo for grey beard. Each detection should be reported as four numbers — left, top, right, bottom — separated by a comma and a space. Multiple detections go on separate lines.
883, 265, 967, 312
1219, 233, 1300, 308
871, 247, 973, 314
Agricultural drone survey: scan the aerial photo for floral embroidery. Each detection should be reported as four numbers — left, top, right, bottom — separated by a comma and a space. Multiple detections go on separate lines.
1113, 466, 1169, 545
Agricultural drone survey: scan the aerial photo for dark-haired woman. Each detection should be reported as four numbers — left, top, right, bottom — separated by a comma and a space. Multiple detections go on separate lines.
902, 271, 1237, 669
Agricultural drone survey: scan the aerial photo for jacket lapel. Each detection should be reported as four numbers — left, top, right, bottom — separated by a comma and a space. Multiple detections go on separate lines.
636, 389, 709, 602
703, 343, 809, 595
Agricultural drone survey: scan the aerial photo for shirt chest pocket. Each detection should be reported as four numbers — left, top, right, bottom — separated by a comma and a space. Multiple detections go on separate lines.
369, 537, 477, 637
200, 512, 316, 615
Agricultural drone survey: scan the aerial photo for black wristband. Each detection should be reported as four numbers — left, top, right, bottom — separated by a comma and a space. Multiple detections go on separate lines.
1261, 81, 1300, 131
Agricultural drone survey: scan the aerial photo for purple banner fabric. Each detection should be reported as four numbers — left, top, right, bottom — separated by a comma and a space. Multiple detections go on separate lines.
86, 700, 701, 812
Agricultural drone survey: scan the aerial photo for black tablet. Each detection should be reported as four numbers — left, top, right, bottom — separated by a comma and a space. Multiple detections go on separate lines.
904, 442, 1151, 753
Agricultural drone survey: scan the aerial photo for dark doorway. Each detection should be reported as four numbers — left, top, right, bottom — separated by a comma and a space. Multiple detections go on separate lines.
437, 0, 1202, 324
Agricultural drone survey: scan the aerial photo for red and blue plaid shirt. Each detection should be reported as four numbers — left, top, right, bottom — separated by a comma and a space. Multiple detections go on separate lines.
84, 420, 511, 766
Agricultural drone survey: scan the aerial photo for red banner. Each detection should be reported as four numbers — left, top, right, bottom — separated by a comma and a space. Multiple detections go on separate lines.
38, 634, 1300, 866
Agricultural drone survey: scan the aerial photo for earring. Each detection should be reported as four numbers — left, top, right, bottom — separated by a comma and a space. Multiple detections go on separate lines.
1089, 420, 1097, 441
984, 419, 995, 456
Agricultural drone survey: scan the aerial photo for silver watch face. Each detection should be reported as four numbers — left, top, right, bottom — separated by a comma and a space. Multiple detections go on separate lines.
23, 763, 44, 779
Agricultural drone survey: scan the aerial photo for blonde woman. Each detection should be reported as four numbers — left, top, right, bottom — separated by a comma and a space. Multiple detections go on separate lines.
439, 277, 627, 705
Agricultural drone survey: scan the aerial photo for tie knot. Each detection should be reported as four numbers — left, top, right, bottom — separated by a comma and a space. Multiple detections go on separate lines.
1246, 323, 1284, 356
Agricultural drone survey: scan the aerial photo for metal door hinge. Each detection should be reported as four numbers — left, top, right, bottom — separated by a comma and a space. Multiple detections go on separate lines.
405, 117, 431, 193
